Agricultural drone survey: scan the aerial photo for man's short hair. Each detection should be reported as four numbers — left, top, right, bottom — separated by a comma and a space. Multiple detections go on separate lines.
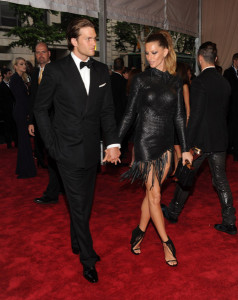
1, 68, 11, 76
197, 42, 217, 64
232, 53, 238, 62
113, 57, 124, 71
35, 42, 49, 51
66, 18, 95, 51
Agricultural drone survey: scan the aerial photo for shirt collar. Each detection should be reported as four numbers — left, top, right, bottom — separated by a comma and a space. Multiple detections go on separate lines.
232, 65, 238, 72
38, 61, 50, 71
202, 66, 215, 72
112, 70, 123, 76
71, 52, 89, 66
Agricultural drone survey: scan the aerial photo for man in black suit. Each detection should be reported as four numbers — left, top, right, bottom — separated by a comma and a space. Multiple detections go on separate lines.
224, 53, 238, 161
162, 42, 237, 235
34, 19, 120, 283
28, 42, 49, 168
111, 57, 127, 125
0, 68, 17, 148
28, 42, 63, 204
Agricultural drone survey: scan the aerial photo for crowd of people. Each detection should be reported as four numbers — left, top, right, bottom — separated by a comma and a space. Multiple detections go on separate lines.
0, 17, 238, 283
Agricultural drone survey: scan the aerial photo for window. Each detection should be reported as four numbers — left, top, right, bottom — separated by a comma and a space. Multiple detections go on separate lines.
0, 2, 19, 27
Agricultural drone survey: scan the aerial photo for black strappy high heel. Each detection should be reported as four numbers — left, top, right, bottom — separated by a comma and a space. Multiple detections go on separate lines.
162, 237, 178, 267
130, 225, 145, 255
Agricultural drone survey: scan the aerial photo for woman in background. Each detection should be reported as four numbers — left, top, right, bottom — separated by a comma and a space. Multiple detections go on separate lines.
10, 57, 36, 179
172, 61, 190, 174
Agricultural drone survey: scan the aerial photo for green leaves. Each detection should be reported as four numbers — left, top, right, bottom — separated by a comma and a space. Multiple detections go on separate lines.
5, 4, 65, 51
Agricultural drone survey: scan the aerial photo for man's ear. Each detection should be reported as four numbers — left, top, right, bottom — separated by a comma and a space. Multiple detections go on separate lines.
71, 38, 78, 47
215, 56, 218, 63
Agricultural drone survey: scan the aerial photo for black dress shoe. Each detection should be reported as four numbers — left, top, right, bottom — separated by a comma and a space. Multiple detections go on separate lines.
83, 266, 98, 283
34, 196, 58, 204
214, 224, 237, 235
161, 204, 178, 223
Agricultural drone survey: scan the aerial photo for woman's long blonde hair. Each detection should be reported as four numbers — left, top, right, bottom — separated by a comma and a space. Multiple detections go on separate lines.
146, 30, 176, 75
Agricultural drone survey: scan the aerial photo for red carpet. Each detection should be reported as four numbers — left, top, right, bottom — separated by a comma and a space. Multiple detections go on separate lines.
0, 144, 238, 300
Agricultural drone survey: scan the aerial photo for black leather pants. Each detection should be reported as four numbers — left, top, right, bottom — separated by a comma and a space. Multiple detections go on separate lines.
168, 152, 236, 225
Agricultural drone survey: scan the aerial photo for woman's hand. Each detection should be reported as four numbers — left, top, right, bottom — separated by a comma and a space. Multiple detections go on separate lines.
182, 151, 193, 165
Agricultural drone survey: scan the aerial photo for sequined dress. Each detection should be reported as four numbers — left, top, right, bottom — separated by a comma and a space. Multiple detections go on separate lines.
118, 68, 188, 185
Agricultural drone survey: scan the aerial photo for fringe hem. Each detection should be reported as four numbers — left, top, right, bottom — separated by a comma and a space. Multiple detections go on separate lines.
121, 148, 173, 187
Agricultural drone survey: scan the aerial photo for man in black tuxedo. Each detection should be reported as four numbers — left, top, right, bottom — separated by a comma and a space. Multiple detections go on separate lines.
0, 68, 17, 148
224, 53, 238, 161
28, 42, 63, 204
162, 42, 237, 235
34, 19, 120, 283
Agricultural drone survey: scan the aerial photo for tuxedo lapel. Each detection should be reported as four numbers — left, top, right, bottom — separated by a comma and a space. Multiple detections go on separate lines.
86, 62, 98, 114
65, 55, 88, 112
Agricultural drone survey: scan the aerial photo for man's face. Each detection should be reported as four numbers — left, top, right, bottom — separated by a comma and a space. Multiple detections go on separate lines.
71, 27, 96, 61
35, 44, 51, 66
5, 71, 12, 81
233, 59, 238, 69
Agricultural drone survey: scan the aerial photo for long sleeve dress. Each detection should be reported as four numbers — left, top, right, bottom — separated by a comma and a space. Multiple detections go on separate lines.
10, 72, 36, 178
118, 68, 188, 186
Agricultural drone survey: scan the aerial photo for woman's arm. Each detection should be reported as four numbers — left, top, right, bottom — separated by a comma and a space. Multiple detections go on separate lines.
183, 83, 190, 125
117, 75, 141, 142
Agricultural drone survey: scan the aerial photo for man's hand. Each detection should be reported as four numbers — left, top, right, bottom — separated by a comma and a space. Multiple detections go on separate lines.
103, 147, 121, 165
28, 124, 35, 136
182, 151, 193, 165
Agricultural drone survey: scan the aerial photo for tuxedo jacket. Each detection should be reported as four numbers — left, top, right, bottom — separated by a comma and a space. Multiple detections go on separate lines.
187, 67, 231, 152
34, 54, 118, 168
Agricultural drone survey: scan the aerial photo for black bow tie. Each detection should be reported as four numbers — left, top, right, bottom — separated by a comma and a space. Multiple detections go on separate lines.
80, 60, 93, 69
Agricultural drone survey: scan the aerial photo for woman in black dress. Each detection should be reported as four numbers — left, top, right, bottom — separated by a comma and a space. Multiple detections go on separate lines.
10, 57, 36, 179
118, 32, 192, 266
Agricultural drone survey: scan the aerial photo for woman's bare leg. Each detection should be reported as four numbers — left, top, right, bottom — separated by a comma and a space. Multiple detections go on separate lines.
130, 146, 135, 167
144, 152, 177, 265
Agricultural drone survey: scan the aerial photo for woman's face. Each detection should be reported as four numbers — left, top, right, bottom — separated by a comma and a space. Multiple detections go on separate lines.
145, 42, 168, 71
15, 60, 26, 74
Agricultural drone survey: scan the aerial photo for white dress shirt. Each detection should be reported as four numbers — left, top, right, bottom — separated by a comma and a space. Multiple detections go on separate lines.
71, 52, 90, 94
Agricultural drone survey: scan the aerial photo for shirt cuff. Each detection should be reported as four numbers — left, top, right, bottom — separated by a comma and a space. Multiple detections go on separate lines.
107, 144, 121, 149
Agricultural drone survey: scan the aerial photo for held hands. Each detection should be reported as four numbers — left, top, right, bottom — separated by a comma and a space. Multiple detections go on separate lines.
28, 124, 35, 136
103, 147, 121, 165
182, 151, 193, 166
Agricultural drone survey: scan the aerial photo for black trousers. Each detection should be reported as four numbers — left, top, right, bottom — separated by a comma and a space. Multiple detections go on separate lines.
34, 124, 45, 163
168, 152, 236, 225
44, 155, 62, 200
57, 163, 98, 268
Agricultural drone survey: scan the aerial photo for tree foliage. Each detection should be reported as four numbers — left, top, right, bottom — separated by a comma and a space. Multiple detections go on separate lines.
113, 21, 157, 53
5, 4, 100, 52
5, 4, 65, 51
113, 21, 196, 57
